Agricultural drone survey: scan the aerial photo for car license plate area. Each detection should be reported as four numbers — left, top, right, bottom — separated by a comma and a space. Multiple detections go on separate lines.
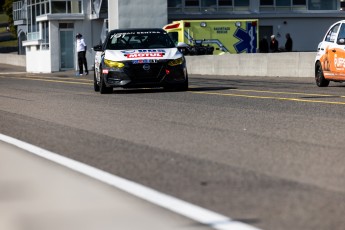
126, 63, 164, 80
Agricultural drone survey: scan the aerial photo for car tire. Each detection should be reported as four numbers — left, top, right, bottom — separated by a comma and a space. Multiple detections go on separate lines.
176, 77, 189, 91
164, 75, 189, 92
94, 70, 100, 92
176, 73, 189, 91
315, 62, 329, 87
99, 73, 113, 94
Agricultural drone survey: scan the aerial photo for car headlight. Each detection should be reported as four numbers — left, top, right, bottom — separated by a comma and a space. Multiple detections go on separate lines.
168, 57, 184, 66
104, 59, 125, 68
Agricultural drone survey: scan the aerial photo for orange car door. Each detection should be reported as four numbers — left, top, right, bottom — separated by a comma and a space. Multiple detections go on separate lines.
328, 23, 345, 80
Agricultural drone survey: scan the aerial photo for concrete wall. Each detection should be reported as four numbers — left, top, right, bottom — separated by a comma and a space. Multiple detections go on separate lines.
26, 49, 51, 73
185, 52, 315, 78
0, 52, 316, 78
0, 53, 26, 67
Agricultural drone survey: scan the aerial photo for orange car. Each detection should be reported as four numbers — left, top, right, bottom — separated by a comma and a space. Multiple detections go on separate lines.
315, 20, 345, 87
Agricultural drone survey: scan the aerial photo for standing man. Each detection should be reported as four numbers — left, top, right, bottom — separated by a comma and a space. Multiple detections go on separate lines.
285, 33, 293, 52
259, 36, 269, 53
76, 33, 88, 75
269, 35, 279, 53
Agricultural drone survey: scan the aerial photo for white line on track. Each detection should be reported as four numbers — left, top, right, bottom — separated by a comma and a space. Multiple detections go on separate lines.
0, 133, 262, 230
0, 72, 27, 75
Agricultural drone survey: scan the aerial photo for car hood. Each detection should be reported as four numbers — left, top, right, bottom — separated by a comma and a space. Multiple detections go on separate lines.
104, 48, 182, 61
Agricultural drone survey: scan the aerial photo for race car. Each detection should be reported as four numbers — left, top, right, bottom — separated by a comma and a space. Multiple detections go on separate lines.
93, 28, 188, 94
315, 20, 345, 87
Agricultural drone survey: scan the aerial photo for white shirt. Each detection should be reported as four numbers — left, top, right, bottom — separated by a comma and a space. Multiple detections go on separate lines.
76, 38, 87, 52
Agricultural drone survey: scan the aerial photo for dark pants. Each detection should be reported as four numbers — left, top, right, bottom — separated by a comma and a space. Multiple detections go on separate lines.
78, 51, 88, 74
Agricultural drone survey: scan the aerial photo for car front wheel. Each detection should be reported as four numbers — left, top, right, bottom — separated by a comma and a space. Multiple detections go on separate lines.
99, 73, 113, 94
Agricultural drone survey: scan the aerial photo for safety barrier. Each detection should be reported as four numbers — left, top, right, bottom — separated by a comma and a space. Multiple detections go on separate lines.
185, 52, 315, 78
0, 52, 316, 77
0, 52, 26, 67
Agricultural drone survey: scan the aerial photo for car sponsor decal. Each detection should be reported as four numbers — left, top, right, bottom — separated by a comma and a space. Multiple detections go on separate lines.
132, 59, 158, 64
110, 31, 162, 39
121, 49, 166, 59
126, 53, 164, 58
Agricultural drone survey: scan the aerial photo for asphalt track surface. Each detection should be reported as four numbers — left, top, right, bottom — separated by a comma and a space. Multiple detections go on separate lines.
1, 64, 345, 230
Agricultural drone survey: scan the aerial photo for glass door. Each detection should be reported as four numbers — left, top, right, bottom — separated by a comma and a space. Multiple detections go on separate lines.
60, 29, 74, 70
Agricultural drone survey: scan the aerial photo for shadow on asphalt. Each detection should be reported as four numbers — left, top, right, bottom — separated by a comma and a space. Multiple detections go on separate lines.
108, 86, 235, 95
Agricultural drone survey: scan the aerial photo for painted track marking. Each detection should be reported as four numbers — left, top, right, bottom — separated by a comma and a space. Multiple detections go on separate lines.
0, 133, 262, 230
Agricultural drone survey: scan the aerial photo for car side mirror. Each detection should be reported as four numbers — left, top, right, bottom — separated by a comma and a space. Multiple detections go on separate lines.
337, 38, 345, 45
177, 42, 189, 55
93, 44, 103, 51
177, 42, 189, 48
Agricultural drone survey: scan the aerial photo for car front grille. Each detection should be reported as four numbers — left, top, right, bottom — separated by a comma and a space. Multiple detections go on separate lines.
124, 62, 166, 82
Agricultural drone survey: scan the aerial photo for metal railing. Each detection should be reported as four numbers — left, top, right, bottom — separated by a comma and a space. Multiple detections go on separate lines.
27, 32, 40, 41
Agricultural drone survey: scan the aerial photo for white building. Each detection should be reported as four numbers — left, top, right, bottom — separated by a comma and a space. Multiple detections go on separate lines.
12, 0, 345, 73
13, 0, 168, 73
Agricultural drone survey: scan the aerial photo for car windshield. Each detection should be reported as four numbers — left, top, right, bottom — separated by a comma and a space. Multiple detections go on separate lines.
105, 31, 176, 50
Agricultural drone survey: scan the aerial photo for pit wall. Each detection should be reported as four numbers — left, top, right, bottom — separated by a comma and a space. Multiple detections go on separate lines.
0, 52, 316, 78
185, 52, 315, 78
0, 53, 26, 67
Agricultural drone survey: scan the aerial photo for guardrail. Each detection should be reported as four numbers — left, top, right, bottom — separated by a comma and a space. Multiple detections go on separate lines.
0, 52, 316, 77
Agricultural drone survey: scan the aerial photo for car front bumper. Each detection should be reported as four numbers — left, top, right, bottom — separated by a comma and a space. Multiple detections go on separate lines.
102, 61, 187, 88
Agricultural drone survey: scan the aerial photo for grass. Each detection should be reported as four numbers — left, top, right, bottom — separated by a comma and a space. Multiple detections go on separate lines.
0, 13, 9, 23
0, 40, 17, 47
0, 27, 8, 33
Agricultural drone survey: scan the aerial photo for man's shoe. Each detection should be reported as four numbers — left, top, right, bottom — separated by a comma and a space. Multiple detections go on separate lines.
85, 72, 89, 75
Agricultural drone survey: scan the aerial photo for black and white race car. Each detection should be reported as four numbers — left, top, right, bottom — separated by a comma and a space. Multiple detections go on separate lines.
93, 28, 188, 94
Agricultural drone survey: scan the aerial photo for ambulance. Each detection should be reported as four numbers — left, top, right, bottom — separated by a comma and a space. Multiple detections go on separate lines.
163, 19, 258, 55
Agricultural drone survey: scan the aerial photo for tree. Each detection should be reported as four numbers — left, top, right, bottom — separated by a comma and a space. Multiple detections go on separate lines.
2, 0, 15, 36
0, 0, 5, 13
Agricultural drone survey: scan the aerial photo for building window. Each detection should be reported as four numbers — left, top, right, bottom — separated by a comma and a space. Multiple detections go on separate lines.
234, 0, 249, 10
234, 0, 249, 6
45, 1, 50, 14
51, 1, 82, 14
59, 23, 74, 29
308, 0, 338, 10
41, 21, 49, 50
260, 0, 274, 5
185, 0, 200, 6
52, 1, 66, 13
260, 0, 309, 10
293, 0, 306, 5
201, 0, 216, 7
218, 0, 232, 6
27, 0, 39, 40
276, 0, 290, 6
168, 0, 182, 7
168, 0, 253, 12
341, 1, 345, 10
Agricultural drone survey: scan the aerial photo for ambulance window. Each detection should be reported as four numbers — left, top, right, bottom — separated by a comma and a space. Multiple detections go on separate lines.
325, 23, 340, 43
337, 23, 345, 40
168, 32, 178, 45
